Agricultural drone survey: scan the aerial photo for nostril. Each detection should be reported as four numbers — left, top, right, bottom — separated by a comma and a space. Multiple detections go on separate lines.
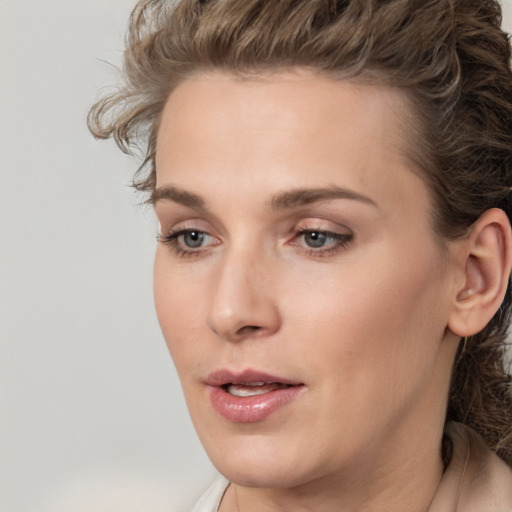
236, 325, 262, 336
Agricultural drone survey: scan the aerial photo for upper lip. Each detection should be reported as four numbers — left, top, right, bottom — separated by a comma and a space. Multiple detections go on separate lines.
204, 369, 303, 387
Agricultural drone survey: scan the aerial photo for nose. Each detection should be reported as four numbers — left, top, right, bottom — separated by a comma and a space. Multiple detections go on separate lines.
206, 247, 281, 342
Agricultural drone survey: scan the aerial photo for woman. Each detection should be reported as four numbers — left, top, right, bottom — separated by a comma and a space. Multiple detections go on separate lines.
89, 0, 512, 510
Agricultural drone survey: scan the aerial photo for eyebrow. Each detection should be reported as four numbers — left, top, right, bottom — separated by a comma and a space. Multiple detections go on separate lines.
269, 185, 378, 210
150, 184, 377, 211
150, 185, 207, 211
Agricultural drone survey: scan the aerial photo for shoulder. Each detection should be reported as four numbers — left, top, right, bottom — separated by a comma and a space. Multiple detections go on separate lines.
191, 474, 230, 512
430, 422, 512, 512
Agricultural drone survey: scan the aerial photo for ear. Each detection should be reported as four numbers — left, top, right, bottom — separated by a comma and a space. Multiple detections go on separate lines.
448, 208, 512, 338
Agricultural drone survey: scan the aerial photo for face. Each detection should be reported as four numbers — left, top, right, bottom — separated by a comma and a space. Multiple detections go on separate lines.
153, 71, 460, 489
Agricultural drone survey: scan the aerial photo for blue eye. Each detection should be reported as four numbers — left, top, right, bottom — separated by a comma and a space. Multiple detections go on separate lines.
181, 230, 205, 248
158, 229, 216, 257
295, 229, 353, 256
303, 231, 330, 248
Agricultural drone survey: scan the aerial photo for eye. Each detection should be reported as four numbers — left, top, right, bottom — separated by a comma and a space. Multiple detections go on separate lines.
157, 228, 219, 257
302, 231, 331, 248
181, 230, 206, 248
292, 228, 353, 256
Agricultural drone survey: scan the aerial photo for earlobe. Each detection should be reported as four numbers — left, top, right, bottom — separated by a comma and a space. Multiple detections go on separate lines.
448, 208, 512, 338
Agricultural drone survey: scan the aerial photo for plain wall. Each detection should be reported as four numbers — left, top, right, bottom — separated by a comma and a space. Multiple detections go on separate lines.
1, 1, 511, 511
0, 2, 215, 511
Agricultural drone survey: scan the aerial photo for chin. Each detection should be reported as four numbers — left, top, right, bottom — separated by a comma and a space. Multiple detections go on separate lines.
199, 429, 328, 489
214, 457, 319, 489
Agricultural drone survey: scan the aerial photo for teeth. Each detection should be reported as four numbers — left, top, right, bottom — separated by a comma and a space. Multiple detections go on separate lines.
227, 386, 269, 397
226, 383, 289, 397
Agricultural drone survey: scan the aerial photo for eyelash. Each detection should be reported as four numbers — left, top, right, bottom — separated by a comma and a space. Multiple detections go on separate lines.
157, 230, 214, 259
157, 228, 353, 258
293, 229, 353, 257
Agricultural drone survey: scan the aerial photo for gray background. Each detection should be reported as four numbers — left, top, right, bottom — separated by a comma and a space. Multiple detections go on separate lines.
1, 1, 511, 511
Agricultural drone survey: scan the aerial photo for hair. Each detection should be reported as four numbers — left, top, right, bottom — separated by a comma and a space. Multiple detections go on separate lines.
88, 0, 512, 465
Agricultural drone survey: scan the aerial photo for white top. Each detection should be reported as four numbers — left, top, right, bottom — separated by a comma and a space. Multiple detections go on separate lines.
191, 474, 230, 512
190, 423, 512, 512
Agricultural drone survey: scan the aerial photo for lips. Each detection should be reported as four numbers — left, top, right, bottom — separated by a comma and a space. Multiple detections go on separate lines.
205, 369, 305, 423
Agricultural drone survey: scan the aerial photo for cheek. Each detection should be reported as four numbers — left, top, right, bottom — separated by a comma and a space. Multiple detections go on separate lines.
153, 250, 207, 370
281, 245, 450, 385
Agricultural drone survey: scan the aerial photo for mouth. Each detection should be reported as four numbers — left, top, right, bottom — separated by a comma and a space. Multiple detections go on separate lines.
205, 369, 305, 423
223, 382, 294, 397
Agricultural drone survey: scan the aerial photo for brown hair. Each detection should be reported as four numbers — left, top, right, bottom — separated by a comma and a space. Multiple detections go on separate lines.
88, 0, 512, 464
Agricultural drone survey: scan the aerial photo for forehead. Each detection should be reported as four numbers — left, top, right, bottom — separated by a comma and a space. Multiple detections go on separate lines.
157, 70, 414, 161
154, 70, 430, 223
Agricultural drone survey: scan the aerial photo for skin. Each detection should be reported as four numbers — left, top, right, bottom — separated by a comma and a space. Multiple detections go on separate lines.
153, 71, 465, 512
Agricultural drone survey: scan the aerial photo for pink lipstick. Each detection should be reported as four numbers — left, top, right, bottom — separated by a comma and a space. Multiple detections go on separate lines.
205, 369, 305, 423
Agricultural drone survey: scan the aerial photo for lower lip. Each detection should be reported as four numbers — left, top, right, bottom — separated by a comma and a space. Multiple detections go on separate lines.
208, 385, 305, 423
